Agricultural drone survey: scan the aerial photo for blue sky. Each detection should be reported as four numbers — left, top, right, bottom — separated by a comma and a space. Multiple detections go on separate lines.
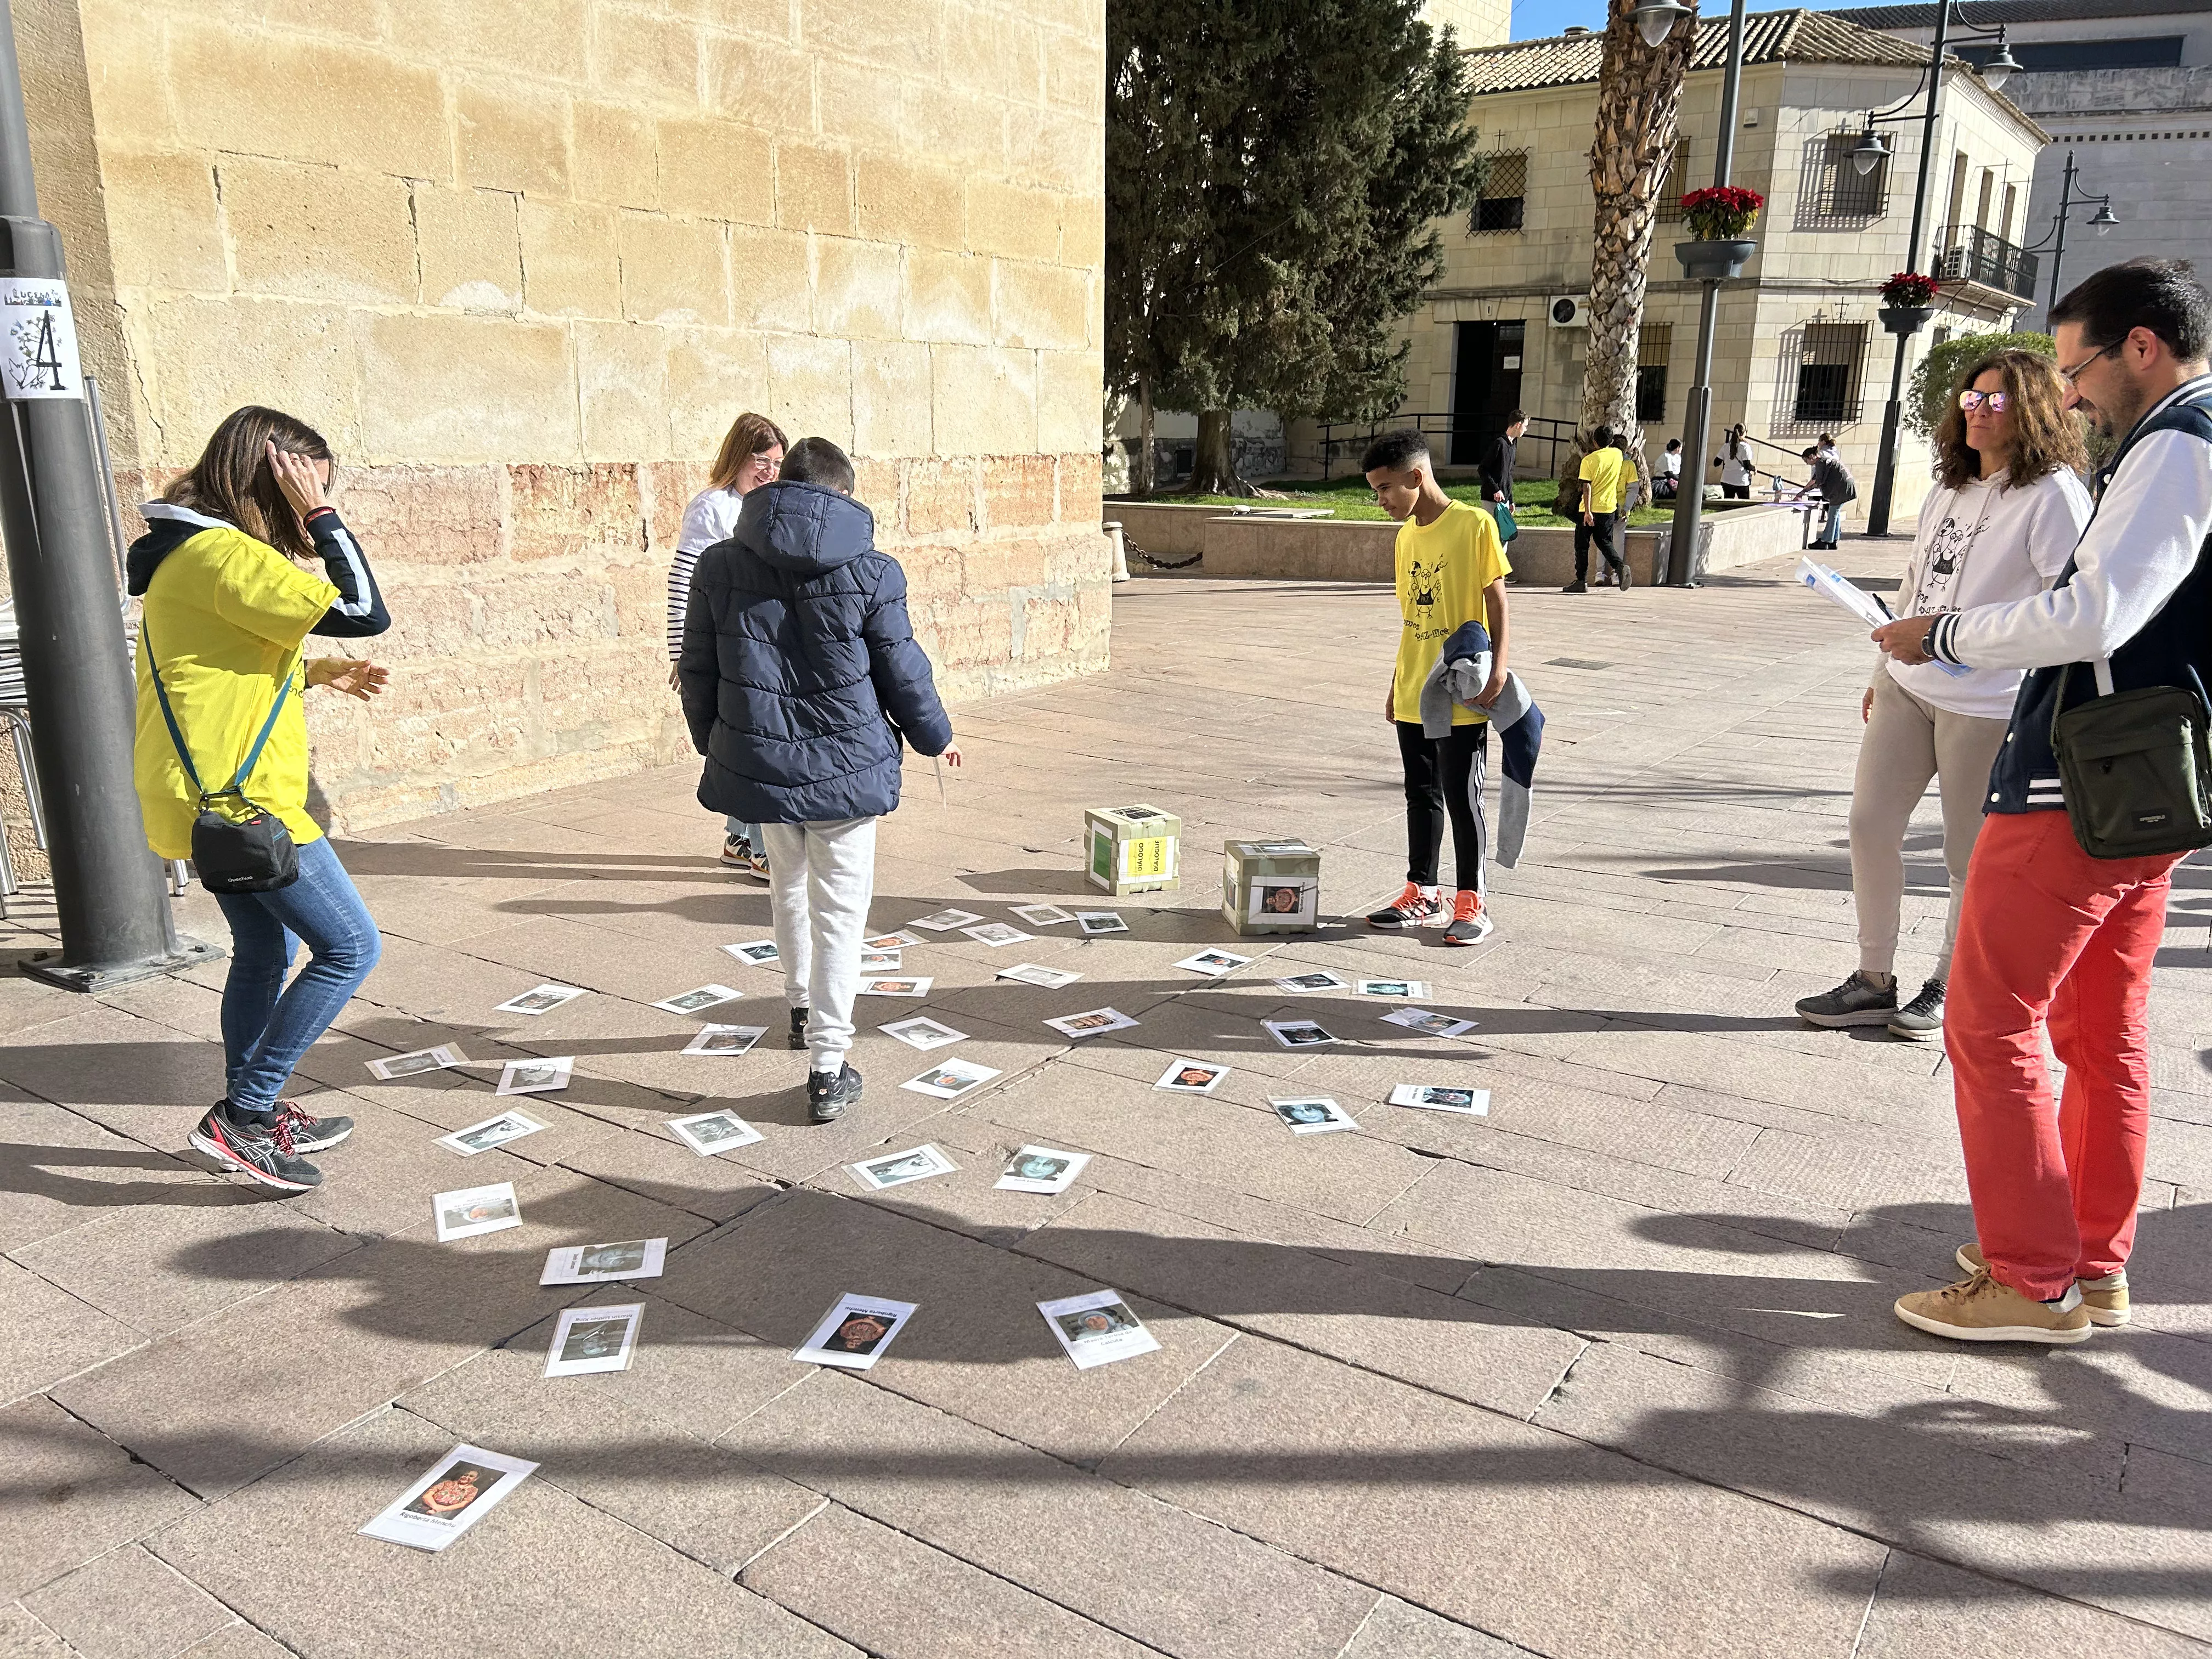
1511, 0, 1616, 39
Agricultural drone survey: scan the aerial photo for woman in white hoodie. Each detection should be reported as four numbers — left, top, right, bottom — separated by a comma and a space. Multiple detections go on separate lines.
1797, 348, 2092, 1041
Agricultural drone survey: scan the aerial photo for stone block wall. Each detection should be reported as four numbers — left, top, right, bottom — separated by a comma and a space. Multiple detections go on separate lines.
21, 0, 1110, 831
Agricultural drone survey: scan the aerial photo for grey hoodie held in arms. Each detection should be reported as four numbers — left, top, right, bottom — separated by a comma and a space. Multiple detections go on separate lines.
1417, 619, 1544, 870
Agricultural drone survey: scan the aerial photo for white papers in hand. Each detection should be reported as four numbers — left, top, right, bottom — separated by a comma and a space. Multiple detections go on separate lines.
1795, 558, 1891, 630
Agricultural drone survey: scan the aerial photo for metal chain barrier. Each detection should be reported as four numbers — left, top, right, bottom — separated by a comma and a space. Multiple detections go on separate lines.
1123, 538, 1203, 570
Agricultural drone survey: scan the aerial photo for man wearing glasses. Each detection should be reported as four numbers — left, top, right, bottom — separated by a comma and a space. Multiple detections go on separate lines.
1871, 258, 2212, 1346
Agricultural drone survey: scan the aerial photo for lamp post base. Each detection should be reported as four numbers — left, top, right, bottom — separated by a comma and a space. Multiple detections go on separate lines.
22, 934, 225, 994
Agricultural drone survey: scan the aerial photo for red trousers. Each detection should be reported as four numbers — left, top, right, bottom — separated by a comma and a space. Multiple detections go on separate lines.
1947, 811, 2180, 1300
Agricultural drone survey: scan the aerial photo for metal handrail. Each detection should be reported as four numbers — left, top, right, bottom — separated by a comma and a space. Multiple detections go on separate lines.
1312, 413, 1579, 481
1929, 222, 2040, 301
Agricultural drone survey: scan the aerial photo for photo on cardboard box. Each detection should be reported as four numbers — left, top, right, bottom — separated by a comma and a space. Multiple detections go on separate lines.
1248, 877, 1318, 924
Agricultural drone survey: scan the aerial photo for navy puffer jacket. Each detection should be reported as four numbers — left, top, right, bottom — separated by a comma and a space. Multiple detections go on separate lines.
678, 480, 952, 825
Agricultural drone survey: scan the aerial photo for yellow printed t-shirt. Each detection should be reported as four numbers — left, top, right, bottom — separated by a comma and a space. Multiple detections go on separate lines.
1391, 500, 1511, 725
1579, 446, 1627, 515
134, 525, 337, 861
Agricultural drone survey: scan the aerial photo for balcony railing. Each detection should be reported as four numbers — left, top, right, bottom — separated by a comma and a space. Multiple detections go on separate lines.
1929, 224, 2040, 302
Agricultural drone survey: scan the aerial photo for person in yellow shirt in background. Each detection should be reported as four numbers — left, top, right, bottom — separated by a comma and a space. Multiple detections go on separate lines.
1360, 431, 1511, 945
1568, 425, 1632, 594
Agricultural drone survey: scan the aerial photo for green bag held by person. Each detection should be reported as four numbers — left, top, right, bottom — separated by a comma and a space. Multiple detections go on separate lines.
2050, 661, 2212, 859
1493, 501, 1518, 544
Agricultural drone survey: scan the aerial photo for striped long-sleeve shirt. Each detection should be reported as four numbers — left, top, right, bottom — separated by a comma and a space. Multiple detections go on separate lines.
668, 486, 744, 661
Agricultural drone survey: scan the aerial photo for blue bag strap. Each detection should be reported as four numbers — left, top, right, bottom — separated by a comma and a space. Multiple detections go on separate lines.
140, 618, 295, 803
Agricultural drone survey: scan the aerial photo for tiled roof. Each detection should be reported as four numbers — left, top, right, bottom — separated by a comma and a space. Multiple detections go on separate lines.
1464, 7, 1975, 96
1826, 0, 2212, 27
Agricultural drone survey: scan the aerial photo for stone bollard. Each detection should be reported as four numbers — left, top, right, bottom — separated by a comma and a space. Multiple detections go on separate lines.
1102, 520, 1131, 583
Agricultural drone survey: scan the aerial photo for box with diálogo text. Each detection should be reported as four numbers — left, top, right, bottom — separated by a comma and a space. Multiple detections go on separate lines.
1082, 804, 1181, 896
1222, 838, 1322, 935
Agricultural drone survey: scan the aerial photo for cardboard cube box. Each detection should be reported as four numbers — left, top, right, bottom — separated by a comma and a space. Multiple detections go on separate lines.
1223, 838, 1322, 935
1084, 803, 1181, 895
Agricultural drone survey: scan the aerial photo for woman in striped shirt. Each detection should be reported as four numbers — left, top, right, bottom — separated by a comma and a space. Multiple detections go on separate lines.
669, 412, 787, 874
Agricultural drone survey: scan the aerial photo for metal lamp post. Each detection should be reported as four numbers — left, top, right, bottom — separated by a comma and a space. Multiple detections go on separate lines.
2025, 149, 2118, 317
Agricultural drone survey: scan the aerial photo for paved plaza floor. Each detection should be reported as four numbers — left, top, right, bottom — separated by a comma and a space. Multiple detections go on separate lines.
3, 547, 2210, 1658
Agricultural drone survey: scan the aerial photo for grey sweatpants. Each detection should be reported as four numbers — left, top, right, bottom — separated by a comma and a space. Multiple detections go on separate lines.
1848, 670, 2009, 981
761, 816, 877, 1071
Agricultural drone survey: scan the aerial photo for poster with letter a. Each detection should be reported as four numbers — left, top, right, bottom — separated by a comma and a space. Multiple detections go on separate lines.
0, 280, 83, 400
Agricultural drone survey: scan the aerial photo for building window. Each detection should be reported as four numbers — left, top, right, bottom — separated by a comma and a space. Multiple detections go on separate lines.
1788, 322, 1867, 426
1470, 151, 1527, 234
1799, 133, 1888, 227
1654, 143, 1689, 223
1637, 324, 1672, 423
1957, 36, 2181, 71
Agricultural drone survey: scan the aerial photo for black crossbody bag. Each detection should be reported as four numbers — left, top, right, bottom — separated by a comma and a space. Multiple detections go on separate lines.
143, 621, 301, 892
2051, 661, 2212, 859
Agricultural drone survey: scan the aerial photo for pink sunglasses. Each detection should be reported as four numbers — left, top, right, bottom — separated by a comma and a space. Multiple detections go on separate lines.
1959, 390, 2009, 413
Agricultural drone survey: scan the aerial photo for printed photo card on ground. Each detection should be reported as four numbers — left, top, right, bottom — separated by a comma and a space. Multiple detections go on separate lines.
1039, 1289, 1162, 1370
1274, 970, 1349, 994
849, 1143, 959, 1189
1358, 979, 1431, 1000
721, 940, 781, 967
794, 1294, 919, 1370
682, 1024, 766, 1056
1263, 1018, 1336, 1049
652, 984, 742, 1016
436, 1110, 548, 1158
909, 908, 983, 932
433, 1182, 521, 1242
496, 1056, 573, 1096
1269, 1096, 1358, 1134
882, 1015, 968, 1052
493, 984, 588, 1018
866, 930, 925, 950
1153, 1057, 1231, 1094
899, 1057, 1002, 1099
1379, 1008, 1480, 1038
543, 1304, 643, 1378
996, 1145, 1091, 1194
666, 1109, 765, 1155
1388, 1083, 1492, 1115
1011, 904, 1076, 927
1075, 911, 1130, 936
1045, 1007, 1138, 1039
360, 1444, 539, 1552
1172, 948, 1252, 977
540, 1238, 668, 1285
998, 962, 1081, 989
858, 977, 933, 998
366, 1044, 468, 1080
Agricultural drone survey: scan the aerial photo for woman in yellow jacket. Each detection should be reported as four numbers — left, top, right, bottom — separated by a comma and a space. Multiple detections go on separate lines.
132, 407, 391, 1193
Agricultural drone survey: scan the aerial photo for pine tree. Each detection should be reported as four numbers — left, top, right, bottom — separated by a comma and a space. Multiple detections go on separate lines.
1105, 1, 1482, 495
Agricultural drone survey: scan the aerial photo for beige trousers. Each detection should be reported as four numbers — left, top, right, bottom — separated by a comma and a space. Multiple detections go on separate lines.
1849, 669, 2011, 980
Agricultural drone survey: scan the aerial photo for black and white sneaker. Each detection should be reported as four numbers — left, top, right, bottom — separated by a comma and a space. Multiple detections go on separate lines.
720, 833, 753, 870
1367, 882, 1443, 929
1887, 978, 1945, 1042
1794, 971, 1899, 1029
806, 1063, 862, 1123
274, 1099, 354, 1153
787, 1007, 809, 1050
188, 1104, 323, 1193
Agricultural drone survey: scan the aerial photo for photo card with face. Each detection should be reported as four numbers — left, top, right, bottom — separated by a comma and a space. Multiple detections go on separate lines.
1269, 1096, 1358, 1135
539, 1237, 668, 1285
849, 1142, 959, 1189
496, 1055, 573, 1096
1074, 911, 1130, 936
995, 1144, 1091, 1194
366, 1044, 468, 1081
909, 908, 984, 932
1247, 877, 1318, 924
1357, 979, 1432, 1000
882, 1015, 968, 1052
666, 1109, 765, 1155
721, 940, 781, 967
898, 1058, 1001, 1101
1011, 904, 1076, 928
793, 1293, 919, 1371
651, 983, 742, 1017
858, 976, 933, 998
1263, 1018, 1336, 1049
1043, 1006, 1138, 1039
543, 1302, 644, 1378
1273, 970, 1350, 994
493, 984, 588, 1018
682, 1024, 766, 1057
436, 1109, 549, 1158
1378, 1007, 1480, 1039
1387, 1082, 1492, 1115
961, 921, 1032, 949
1153, 1057, 1231, 1095
1172, 948, 1254, 977
866, 930, 926, 951
1038, 1289, 1163, 1371
359, 1443, 539, 1552
433, 1181, 522, 1243
857, 950, 903, 974
997, 962, 1081, 989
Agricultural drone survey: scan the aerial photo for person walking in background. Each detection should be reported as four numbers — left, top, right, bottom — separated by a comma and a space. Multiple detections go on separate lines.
131, 407, 392, 1194
678, 438, 962, 1122
1796, 347, 2090, 1042
1566, 426, 1630, 593
1872, 258, 2212, 1344
1798, 443, 1859, 550
1717, 425, 1754, 499
669, 413, 787, 878
1480, 410, 1525, 505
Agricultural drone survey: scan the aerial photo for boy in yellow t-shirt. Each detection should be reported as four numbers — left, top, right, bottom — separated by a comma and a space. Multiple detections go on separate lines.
1362, 431, 1511, 945
1569, 425, 1631, 593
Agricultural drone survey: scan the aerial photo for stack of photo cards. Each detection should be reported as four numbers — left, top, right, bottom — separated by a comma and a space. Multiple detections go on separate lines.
1154, 1057, 1230, 1095
1172, 948, 1252, 977
866, 930, 924, 951
850, 1143, 958, 1189
794, 1294, 918, 1370
497, 1056, 573, 1096
1379, 1008, 1480, 1039
360, 1444, 538, 1553
434, 1182, 522, 1242
996, 1145, 1090, 1194
1389, 1083, 1491, 1116
1263, 1018, 1336, 1049
899, 1058, 1001, 1100
1274, 969, 1350, 995
683, 1024, 766, 1057
667, 1109, 765, 1156
882, 1015, 967, 1052
722, 940, 781, 968
652, 984, 742, 1017
1045, 1007, 1138, 1039
540, 1237, 667, 1285
1075, 911, 1129, 936
910, 908, 983, 932
544, 1304, 643, 1378
998, 962, 1080, 990
962, 921, 1032, 949
1039, 1290, 1162, 1370
1358, 979, 1432, 1000
858, 976, 932, 998
494, 984, 588, 1018
436, 1109, 548, 1158
1270, 1096, 1358, 1135
366, 1045, 468, 1081
1011, 904, 1075, 928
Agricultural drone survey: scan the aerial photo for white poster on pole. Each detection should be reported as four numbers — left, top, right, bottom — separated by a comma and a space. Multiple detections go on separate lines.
0, 280, 83, 401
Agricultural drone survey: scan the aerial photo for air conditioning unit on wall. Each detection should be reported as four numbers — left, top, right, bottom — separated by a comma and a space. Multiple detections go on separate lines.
1548, 295, 1589, 328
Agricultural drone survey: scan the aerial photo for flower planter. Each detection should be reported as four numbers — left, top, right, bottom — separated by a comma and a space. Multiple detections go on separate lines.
1676, 238, 1756, 281
1878, 304, 1934, 336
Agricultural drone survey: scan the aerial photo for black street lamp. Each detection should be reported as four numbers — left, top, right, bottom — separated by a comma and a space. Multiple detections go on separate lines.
2022, 148, 2118, 317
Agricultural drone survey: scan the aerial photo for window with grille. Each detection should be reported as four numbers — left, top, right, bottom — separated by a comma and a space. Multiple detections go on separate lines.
1791, 323, 1866, 425
1654, 144, 1689, 223
1796, 133, 1889, 228
1637, 324, 1673, 424
1470, 151, 1528, 234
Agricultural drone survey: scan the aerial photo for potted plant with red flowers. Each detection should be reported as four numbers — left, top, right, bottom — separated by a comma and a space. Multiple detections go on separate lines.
1676, 185, 1763, 280
1878, 271, 1940, 335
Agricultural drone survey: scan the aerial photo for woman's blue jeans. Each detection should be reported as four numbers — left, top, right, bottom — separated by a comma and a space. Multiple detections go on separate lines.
213, 836, 381, 1111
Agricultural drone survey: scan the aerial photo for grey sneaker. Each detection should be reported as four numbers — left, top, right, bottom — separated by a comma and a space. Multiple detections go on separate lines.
1887, 978, 1945, 1042
1795, 970, 1898, 1029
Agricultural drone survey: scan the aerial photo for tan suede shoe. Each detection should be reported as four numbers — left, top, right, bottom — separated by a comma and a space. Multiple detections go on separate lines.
1895, 1267, 2091, 1345
1957, 1243, 2130, 1326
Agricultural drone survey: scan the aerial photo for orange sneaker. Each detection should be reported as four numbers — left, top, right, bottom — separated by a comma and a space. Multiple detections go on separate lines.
1367, 882, 1442, 929
1442, 890, 1493, 945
